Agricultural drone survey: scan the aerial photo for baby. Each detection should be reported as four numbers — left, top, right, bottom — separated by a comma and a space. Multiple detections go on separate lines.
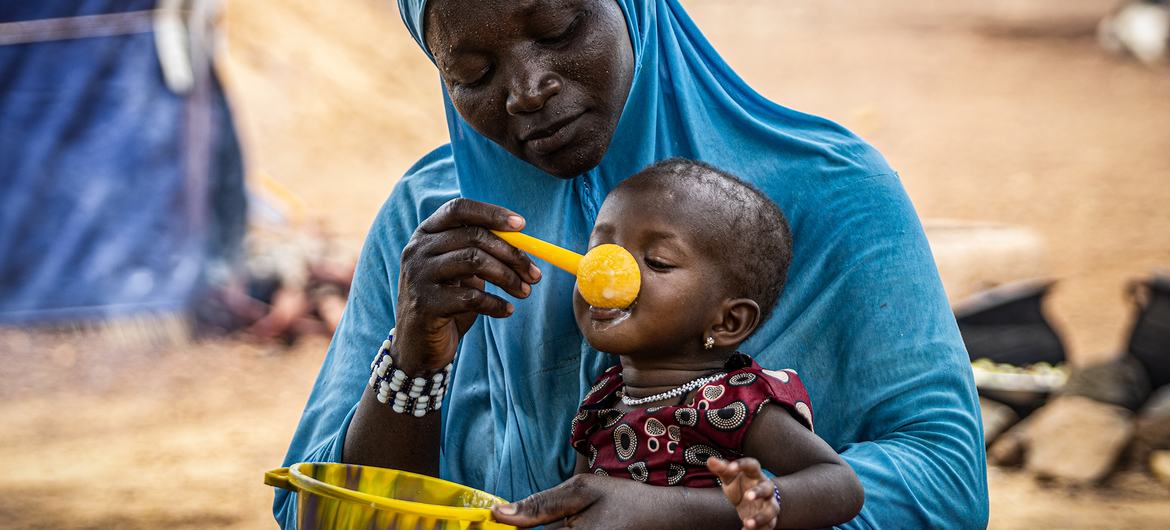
569, 159, 863, 529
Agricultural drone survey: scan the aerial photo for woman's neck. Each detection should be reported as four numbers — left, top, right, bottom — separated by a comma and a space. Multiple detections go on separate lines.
618, 353, 729, 399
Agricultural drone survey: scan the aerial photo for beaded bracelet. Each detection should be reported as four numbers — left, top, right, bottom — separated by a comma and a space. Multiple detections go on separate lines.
367, 328, 452, 417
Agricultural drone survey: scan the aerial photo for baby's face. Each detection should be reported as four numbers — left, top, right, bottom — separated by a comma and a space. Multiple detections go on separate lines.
573, 181, 728, 358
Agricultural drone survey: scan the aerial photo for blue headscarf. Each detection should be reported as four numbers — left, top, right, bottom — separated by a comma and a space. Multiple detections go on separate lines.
276, 1, 988, 527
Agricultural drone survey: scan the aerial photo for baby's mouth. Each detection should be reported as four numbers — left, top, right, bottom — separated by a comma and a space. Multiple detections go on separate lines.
588, 306, 625, 321
588, 297, 637, 320
587, 299, 636, 331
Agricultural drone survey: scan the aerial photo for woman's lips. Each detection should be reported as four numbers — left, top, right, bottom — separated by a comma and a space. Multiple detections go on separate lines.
524, 114, 583, 155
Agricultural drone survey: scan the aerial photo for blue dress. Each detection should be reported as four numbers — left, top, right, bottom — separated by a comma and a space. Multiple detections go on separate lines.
276, 1, 989, 527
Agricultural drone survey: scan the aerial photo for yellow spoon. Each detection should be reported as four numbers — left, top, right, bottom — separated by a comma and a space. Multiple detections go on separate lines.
491, 230, 640, 309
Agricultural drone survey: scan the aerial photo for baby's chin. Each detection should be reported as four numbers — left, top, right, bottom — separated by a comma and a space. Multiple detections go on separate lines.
579, 322, 639, 357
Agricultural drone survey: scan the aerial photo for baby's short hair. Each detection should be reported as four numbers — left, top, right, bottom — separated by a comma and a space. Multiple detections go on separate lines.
621, 158, 793, 323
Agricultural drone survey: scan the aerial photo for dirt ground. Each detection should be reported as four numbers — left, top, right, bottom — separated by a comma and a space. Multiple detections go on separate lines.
3, 0, 1169, 528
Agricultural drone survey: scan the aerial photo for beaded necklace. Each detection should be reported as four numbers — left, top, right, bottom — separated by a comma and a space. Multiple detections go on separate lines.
619, 372, 727, 406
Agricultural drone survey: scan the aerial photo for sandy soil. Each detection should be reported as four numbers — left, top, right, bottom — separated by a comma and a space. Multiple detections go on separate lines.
3, 0, 1169, 528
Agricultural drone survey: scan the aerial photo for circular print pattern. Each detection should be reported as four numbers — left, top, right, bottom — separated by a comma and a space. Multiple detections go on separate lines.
706, 401, 748, 431
593, 468, 608, 476
702, 384, 725, 402
647, 437, 660, 452
601, 409, 625, 428
674, 408, 698, 427
762, 369, 791, 384
794, 401, 813, 428
728, 372, 757, 386
627, 461, 649, 482
588, 445, 598, 468
571, 410, 588, 431
666, 440, 678, 454
585, 377, 609, 399
613, 423, 638, 461
667, 425, 681, 441
666, 463, 686, 486
684, 444, 723, 466
644, 417, 667, 436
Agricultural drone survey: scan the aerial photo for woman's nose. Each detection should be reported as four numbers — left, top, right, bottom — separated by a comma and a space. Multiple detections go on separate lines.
505, 70, 562, 115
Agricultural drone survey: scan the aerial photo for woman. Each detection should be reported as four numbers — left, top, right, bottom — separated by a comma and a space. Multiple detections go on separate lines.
276, 0, 989, 528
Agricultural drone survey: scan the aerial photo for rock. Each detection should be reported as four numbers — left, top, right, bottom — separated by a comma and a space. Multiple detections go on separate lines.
924, 221, 1046, 304
1023, 395, 1134, 484
1152, 451, 1170, 487
1128, 386, 1170, 467
980, 397, 1020, 445
988, 414, 1035, 468
1061, 355, 1152, 411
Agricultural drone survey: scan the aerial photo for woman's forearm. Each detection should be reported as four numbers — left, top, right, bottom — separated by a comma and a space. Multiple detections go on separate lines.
342, 388, 441, 476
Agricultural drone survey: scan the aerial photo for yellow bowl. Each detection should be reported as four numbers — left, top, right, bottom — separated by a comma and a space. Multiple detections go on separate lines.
266, 463, 516, 530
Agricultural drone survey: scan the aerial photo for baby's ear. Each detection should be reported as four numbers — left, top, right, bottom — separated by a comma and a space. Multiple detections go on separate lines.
710, 298, 760, 348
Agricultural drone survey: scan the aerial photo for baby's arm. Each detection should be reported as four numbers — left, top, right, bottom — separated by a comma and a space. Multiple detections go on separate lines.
707, 404, 863, 529
574, 453, 588, 475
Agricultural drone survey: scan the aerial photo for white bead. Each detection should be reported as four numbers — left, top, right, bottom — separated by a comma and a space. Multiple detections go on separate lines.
417, 396, 430, 403
368, 374, 377, 387
378, 381, 390, 394
392, 370, 407, 381
394, 393, 407, 404
433, 399, 443, 410
412, 408, 426, 417
392, 404, 405, 414
409, 389, 422, 398
377, 391, 389, 404
389, 379, 402, 392
432, 372, 444, 383
382, 339, 392, 352
413, 376, 426, 387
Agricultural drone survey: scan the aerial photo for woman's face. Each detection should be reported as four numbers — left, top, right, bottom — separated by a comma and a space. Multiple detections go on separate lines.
425, 0, 635, 178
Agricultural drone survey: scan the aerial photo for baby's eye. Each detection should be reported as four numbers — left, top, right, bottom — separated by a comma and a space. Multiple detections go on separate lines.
644, 257, 674, 271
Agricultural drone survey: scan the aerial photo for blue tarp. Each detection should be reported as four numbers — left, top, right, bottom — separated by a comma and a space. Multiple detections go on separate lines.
0, 1, 245, 325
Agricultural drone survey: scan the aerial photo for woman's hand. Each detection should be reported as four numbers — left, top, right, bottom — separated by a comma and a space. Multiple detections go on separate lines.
491, 474, 741, 529
394, 198, 542, 373
491, 474, 643, 530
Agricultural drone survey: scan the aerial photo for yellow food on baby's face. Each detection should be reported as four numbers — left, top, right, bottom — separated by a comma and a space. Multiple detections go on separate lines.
577, 243, 641, 308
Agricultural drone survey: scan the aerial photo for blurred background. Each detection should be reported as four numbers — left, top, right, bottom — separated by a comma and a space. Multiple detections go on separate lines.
1, 0, 1169, 528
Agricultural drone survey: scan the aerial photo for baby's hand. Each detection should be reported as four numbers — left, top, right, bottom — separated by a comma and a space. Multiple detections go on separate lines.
707, 457, 779, 530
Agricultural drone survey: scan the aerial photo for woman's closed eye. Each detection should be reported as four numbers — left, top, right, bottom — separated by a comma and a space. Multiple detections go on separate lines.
536, 13, 584, 48
453, 65, 492, 89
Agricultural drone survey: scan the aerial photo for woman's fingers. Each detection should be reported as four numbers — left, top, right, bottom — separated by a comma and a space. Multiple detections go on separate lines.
492, 475, 600, 527
419, 198, 526, 234
433, 284, 514, 319
430, 247, 531, 299
424, 225, 540, 284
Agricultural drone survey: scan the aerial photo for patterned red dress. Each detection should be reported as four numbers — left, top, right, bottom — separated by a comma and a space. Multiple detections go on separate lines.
570, 353, 814, 487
